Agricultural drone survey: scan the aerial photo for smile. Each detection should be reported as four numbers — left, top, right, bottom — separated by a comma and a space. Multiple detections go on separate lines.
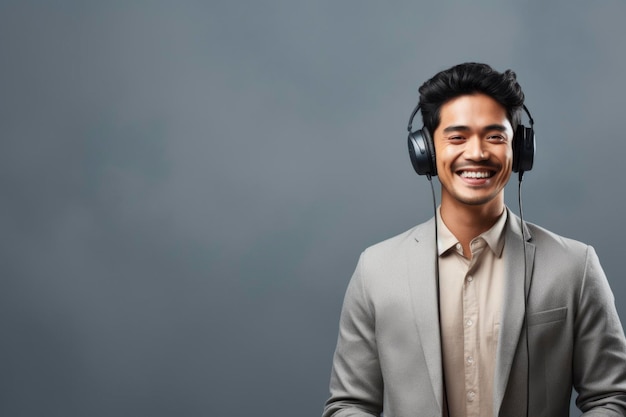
459, 170, 494, 179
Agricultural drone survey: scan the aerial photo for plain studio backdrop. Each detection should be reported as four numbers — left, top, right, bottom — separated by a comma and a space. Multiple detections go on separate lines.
1, 1, 625, 416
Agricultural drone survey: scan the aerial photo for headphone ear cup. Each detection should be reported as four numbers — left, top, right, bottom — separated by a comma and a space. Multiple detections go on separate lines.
513, 124, 535, 173
408, 128, 437, 176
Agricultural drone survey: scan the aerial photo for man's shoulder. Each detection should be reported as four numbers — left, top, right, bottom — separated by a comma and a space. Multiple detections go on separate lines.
350, 219, 434, 285
524, 220, 589, 252
360, 217, 434, 261
517, 218, 594, 270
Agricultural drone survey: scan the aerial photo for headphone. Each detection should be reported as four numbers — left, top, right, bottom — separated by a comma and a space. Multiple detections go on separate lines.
407, 102, 535, 178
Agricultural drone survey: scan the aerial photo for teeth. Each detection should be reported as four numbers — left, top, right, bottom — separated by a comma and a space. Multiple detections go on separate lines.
460, 171, 492, 179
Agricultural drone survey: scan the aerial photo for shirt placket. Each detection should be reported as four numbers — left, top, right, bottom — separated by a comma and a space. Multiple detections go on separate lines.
463, 242, 484, 417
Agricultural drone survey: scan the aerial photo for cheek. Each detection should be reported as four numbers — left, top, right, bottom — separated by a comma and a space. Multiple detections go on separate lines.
499, 150, 514, 181
504, 148, 514, 167
497, 146, 513, 166
435, 147, 457, 168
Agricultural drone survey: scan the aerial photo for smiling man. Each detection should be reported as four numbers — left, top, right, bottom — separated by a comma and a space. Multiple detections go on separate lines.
323, 63, 626, 417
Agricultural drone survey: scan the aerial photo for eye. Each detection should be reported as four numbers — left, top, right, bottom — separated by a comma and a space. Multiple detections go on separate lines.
447, 135, 465, 142
487, 134, 506, 142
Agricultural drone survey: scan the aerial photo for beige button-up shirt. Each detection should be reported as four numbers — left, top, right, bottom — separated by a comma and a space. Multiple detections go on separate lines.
437, 209, 507, 417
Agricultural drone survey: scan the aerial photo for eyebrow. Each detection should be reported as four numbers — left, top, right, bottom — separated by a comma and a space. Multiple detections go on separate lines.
442, 124, 508, 133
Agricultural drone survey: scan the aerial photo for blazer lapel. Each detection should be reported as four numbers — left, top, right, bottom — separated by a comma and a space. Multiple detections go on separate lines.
406, 218, 444, 414
493, 210, 536, 416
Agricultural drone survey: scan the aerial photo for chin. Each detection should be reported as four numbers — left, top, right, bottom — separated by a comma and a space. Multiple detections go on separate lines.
454, 192, 501, 207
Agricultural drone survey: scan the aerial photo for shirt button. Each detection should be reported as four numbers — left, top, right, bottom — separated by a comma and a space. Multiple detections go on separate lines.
467, 275, 473, 282
467, 391, 476, 402
466, 356, 474, 365
465, 319, 473, 327
455, 243, 462, 251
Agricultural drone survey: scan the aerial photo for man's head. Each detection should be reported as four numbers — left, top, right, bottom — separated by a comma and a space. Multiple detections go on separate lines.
417, 63, 527, 212
433, 93, 514, 210
419, 63, 525, 136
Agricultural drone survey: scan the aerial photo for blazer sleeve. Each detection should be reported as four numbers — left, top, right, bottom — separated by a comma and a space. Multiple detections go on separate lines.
323, 254, 384, 417
574, 246, 626, 416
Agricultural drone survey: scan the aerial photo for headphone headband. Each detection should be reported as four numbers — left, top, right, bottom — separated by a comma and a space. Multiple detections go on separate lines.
407, 102, 421, 133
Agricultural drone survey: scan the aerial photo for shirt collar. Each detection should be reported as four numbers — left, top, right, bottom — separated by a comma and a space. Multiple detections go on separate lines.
436, 206, 508, 257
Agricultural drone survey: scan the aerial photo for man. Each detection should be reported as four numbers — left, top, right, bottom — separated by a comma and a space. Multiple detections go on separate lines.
323, 63, 626, 417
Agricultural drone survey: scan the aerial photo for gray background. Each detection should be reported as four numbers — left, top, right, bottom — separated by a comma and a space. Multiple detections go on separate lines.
1, 1, 624, 416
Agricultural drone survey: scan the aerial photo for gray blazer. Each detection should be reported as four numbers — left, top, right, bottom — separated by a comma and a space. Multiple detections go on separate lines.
324, 209, 626, 417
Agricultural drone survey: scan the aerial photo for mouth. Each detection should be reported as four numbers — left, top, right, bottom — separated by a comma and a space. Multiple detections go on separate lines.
457, 170, 495, 179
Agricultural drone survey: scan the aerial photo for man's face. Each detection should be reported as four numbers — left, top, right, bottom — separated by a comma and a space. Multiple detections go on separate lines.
433, 93, 514, 209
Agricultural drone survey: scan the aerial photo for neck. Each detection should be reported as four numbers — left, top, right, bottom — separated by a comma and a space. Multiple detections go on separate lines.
439, 196, 504, 258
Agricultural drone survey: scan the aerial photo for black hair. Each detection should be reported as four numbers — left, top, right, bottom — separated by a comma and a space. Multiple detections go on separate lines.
418, 62, 525, 135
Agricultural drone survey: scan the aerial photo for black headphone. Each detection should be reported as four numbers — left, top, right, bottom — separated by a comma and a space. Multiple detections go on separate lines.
407, 102, 535, 178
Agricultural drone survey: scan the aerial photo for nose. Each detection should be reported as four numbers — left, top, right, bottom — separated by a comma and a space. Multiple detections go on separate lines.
464, 136, 488, 161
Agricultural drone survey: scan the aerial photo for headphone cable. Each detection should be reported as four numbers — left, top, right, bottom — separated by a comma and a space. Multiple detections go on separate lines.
428, 175, 451, 417
518, 171, 531, 417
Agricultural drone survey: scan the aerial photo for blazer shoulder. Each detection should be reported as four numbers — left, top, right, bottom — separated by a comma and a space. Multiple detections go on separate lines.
524, 220, 589, 255
520, 218, 597, 278
359, 218, 434, 265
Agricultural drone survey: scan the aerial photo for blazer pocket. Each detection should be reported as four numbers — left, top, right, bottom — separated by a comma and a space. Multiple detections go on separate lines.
528, 307, 567, 327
